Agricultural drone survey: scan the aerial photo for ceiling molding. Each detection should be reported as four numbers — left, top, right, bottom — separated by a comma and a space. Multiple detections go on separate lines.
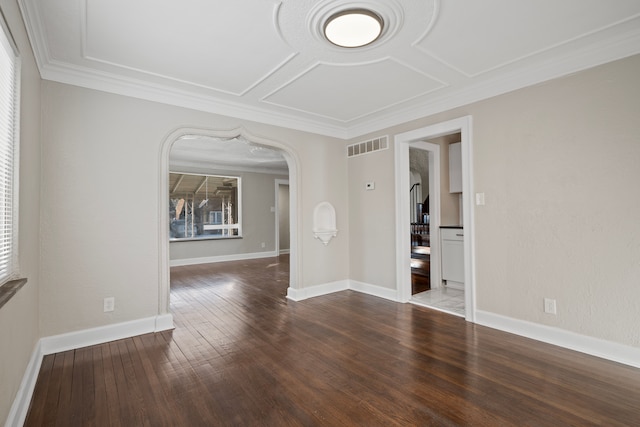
38, 59, 351, 139
18, 0, 640, 140
345, 22, 640, 139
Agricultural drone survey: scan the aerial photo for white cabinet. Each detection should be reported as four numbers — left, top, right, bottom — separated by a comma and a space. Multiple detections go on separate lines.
441, 227, 464, 289
449, 142, 462, 193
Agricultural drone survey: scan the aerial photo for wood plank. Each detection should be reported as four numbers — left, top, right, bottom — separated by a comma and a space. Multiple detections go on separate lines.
24, 255, 640, 426
53, 350, 74, 427
22, 353, 54, 425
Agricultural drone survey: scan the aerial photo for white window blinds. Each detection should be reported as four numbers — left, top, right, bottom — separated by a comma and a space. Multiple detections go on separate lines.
0, 16, 19, 284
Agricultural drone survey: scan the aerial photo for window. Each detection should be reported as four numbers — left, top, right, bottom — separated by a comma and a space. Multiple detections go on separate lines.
0, 14, 20, 285
169, 173, 241, 240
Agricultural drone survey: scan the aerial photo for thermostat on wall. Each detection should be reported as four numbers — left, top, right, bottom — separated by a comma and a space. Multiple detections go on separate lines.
365, 181, 375, 190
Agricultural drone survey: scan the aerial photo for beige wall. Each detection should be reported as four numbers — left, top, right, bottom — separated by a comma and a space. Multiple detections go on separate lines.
39, 81, 349, 337
169, 169, 288, 261
348, 54, 640, 348
348, 146, 396, 288
278, 184, 290, 251
0, 0, 41, 423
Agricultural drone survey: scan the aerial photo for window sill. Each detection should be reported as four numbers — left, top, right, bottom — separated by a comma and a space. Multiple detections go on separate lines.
170, 236, 243, 243
0, 278, 28, 310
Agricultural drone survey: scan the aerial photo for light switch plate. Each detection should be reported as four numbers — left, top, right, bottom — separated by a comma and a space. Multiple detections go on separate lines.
365, 182, 375, 190
475, 192, 485, 205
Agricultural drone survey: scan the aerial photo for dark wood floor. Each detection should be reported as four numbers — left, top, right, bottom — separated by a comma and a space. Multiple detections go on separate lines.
25, 255, 640, 426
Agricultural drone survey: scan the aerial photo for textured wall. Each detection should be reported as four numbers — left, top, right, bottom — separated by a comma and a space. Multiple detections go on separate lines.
347, 146, 396, 288
0, 0, 41, 424
348, 54, 640, 348
39, 82, 348, 337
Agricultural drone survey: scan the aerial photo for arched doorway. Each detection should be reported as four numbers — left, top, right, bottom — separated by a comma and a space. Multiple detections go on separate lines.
158, 127, 300, 326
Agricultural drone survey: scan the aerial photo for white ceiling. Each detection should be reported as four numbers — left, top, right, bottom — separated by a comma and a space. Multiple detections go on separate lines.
169, 136, 288, 174
18, 0, 640, 139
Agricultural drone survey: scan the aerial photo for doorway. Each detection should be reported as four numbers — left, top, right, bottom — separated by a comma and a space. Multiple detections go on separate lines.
275, 179, 290, 255
158, 128, 300, 326
408, 144, 438, 297
394, 116, 476, 322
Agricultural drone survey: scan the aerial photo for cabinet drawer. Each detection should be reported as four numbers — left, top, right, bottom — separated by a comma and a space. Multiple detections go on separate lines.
441, 228, 464, 241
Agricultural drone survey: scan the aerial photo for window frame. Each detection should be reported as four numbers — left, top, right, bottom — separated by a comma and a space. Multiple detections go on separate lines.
0, 9, 21, 286
169, 172, 242, 242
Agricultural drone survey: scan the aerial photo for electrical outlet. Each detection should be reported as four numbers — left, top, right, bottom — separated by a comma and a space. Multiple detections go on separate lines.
365, 181, 375, 190
543, 298, 557, 315
104, 297, 115, 312
261, 242, 266, 248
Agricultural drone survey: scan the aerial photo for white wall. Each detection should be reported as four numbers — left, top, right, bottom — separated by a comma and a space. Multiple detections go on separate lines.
348, 54, 640, 348
39, 81, 349, 337
0, 0, 41, 423
169, 169, 288, 262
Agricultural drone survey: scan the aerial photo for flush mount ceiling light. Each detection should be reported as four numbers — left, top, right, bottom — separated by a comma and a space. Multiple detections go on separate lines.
323, 9, 384, 48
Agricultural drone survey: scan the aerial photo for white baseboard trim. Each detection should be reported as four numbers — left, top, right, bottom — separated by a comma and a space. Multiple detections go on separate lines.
349, 280, 399, 301
286, 280, 398, 302
475, 310, 640, 369
40, 314, 175, 356
155, 313, 174, 332
170, 251, 277, 267
279, 249, 290, 255
286, 280, 349, 301
444, 280, 464, 290
5, 341, 43, 427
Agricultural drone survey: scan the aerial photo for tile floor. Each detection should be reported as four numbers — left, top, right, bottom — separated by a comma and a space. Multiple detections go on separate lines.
411, 287, 465, 317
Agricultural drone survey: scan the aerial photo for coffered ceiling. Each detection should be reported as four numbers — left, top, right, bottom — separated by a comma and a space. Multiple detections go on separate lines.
18, 0, 640, 138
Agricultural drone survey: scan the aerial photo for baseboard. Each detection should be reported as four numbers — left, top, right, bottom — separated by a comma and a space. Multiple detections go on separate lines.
348, 280, 398, 301
40, 314, 175, 356
444, 280, 464, 290
170, 251, 277, 267
286, 280, 349, 301
279, 249, 290, 255
155, 313, 174, 332
286, 280, 398, 302
475, 310, 640, 369
5, 340, 43, 427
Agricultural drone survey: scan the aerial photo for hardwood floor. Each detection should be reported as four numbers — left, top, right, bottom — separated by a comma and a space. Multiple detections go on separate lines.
25, 255, 640, 426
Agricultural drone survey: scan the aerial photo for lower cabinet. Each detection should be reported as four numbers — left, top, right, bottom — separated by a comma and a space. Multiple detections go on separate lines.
441, 227, 464, 289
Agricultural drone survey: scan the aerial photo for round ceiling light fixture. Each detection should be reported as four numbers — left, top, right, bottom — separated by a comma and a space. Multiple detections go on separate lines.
323, 8, 384, 48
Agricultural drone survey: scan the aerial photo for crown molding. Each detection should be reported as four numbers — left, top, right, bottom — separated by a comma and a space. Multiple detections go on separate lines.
39, 60, 350, 139
344, 24, 640, 139
20, 0, 640, 140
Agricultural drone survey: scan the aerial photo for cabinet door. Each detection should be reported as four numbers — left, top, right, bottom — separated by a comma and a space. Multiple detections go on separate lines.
449, 142, 462, 193
441, 237, 464, 283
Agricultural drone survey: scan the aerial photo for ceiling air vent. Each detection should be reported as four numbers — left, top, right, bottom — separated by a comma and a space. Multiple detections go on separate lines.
347, 136, 388, 158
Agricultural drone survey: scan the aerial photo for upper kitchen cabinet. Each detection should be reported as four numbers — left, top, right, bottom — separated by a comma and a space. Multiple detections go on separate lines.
449, 142, 462, 193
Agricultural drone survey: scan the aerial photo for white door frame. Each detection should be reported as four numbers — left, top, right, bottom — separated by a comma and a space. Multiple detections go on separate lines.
274, 179, 289, 255
394, 116, 476, 322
